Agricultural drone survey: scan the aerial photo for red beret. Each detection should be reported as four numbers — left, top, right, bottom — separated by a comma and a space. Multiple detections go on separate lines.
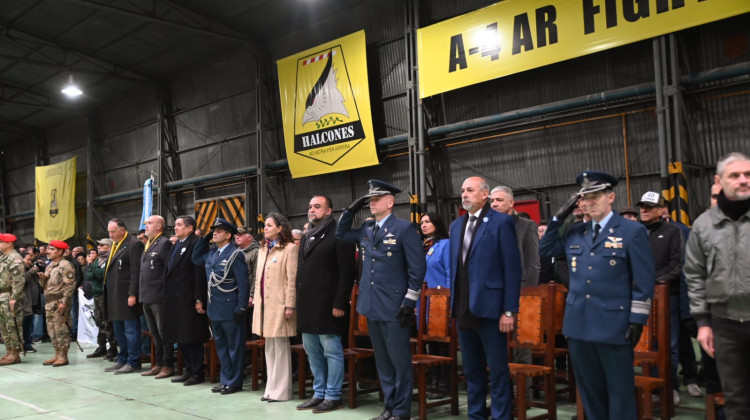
49, 240, 69, 250
0, 233, 17, 242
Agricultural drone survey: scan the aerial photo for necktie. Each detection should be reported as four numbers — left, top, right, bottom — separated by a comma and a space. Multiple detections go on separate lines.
462, 215, 478, 262
372, 224, 380, 240
593, 223, 601, 241
168, 240, 181, 269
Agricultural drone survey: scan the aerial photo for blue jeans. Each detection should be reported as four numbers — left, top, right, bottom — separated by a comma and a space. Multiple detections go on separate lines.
302, 333, 344, 400
113, 318, 142, 367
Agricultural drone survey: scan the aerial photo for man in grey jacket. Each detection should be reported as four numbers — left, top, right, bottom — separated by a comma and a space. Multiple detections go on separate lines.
685, 152, 750, 420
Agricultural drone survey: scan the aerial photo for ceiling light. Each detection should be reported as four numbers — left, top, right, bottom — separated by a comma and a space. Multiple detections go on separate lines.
61, 74, 83, 98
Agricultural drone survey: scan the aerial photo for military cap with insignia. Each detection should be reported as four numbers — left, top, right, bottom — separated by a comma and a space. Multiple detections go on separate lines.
0, 233, 17, 243
576, 171, 619, 195
366, 179, 401, 197
49, 240, 69, 250
212, 217, 238, 235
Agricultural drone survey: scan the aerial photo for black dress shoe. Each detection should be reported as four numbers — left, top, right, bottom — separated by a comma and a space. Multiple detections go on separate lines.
184, 375, 205, 386
370, 410, 393, 420
220, 386, 242, 395
297, 397, 324, 410
312, 399, 343, 413
211, 385, 226, 393
260, 397, 268, 401
171, 373, 191, 383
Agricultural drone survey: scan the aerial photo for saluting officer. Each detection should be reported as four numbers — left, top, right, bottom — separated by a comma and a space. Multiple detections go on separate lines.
192, 217, 249, 394
539, 171, 655, 420
336, 180, 426, 420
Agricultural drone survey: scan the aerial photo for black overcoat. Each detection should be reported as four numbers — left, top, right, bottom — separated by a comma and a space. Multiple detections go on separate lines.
162, 233, 210, 344
296, 219, 356, 335
105, 234, 144, 321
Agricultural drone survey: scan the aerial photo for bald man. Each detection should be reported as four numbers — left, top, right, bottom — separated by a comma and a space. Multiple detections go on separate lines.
139, 215, 174, 378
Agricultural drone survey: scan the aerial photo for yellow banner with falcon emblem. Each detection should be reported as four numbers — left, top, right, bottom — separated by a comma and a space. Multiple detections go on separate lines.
34, 157, 77, 242
277, 30, 378, 178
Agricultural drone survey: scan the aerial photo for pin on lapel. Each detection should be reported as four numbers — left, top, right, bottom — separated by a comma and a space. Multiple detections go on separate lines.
483, 217, 488, 223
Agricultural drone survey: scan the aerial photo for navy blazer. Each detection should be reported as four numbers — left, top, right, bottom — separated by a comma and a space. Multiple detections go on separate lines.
539, 211, 655, 345
192, 240, 250, 322
449, 208, 522, 319
337, 211, 425, 321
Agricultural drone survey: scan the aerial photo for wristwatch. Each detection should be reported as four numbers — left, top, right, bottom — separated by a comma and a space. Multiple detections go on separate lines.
504, 311, 514, 317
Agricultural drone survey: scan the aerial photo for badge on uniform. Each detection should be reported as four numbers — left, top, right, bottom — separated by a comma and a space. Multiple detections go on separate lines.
150, 251, 158, 257
427, 248, 434, 256
272, 257, 277, 263
220, 259, 228, 266
571, 256, 577, 272
604, 237, 623, 249
383, 233, 397, 245
180, 247, 186, 255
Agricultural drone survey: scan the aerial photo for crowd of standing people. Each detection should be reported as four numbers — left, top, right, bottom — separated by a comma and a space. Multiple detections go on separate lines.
1, 152, 748, 420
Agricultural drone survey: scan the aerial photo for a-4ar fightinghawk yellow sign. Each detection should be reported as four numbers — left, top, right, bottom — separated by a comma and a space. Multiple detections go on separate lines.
278, 30, 379, 178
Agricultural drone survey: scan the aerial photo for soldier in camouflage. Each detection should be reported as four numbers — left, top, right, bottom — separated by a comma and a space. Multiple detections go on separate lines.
37, 240, 77, 367
0, 233, 25, 365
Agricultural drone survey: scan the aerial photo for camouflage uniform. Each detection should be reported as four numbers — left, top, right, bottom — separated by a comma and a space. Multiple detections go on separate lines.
0, 250, 25, 363
40, 258, 76, 357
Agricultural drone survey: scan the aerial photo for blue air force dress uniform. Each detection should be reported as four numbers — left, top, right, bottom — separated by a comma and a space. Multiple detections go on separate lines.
539, 171, 655, 420
336, 180, 426, 420
192, 218, 249, 392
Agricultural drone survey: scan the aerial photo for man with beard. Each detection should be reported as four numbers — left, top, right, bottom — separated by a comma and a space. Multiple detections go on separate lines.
164, 216, 210, 386
296, 195, 355, 413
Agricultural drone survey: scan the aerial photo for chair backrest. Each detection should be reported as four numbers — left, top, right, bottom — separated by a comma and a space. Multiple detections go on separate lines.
510, 283, 556, 365
634, 284, 670, 381
552, 282, 567, 334
348, 283, 370, 347
416, 283, 457, 355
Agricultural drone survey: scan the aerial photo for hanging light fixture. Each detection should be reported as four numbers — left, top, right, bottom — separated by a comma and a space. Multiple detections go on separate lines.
61, 74, 83, 98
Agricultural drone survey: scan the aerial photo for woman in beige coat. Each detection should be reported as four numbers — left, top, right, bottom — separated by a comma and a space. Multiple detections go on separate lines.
252, 212, 298, 402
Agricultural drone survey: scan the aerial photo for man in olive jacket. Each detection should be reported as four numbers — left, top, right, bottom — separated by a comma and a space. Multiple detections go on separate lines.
296, 195, 356, 413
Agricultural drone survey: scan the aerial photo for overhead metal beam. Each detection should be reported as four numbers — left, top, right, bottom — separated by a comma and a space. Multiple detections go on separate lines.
61, 0, 250, 43
0, 24, 159, 82
0, 97, 79, 112
0, 53, 157, 85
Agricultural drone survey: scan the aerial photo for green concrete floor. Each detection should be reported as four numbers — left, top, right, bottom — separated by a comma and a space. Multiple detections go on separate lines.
0, 342, 708, 419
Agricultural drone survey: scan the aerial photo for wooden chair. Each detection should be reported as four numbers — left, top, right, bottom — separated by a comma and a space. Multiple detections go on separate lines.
344, 283, 381, 408
633, 283, 673, 419
245, 338, 266, 390
509, 284, 557, 420
205, 338, 220, 383
411, 285, 459, 420
705, 392, 725, 420
291, 342, 314, 398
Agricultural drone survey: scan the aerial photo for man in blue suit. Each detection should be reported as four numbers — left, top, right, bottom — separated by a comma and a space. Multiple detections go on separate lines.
539, 171, 655, 420
449, 176, 522, 420
337, 179, 426, 420
192, 217, 249, 394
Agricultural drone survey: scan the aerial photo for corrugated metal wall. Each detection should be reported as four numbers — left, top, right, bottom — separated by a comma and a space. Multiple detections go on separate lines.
2, 3, 749, 246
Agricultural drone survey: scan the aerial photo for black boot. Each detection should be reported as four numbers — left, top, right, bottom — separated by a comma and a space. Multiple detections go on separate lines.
87, 346, 107, 358
105, 345, 118, 362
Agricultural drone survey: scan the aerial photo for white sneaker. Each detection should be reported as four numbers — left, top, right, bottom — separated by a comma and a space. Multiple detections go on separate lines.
687, 383, 704, 397
673, 389, 680, 406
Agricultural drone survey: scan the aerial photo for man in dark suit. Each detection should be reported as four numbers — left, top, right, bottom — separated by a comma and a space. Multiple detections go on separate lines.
337, 180, 426, 420
104, 217, 145, 374
539, 171, 655, 420
449, 176, 522, 420
192, 217, 249, 394
296, 195, 356, 413
163, 216, 210, 385
138, 215, 173, 378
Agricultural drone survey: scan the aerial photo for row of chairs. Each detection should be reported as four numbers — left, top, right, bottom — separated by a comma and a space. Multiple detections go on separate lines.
174, 282, 674, 420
